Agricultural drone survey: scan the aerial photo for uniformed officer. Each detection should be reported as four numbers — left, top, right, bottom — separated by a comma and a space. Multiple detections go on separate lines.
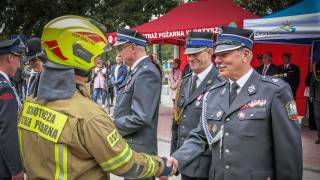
169, 26, 302, 180
310, 61, 320, 144
0, 38, 24, 180
113, 28, 162, 180
278, 52, 300, 98
23, 37, 43, 97
171, 31, 219, 180
18, 15, 174, 180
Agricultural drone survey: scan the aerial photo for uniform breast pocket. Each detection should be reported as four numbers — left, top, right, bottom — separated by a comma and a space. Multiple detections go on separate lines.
207, 109, 224, 121
239, 108, 268, 139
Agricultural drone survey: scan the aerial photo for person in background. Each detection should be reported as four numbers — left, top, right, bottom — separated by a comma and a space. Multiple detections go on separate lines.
256, 54, 263, 67
111, 55, 127, 97
23, 37, 43, 97
256, 51, 279, 76
10, 66, 24, 100
104, 61, 113, 107
278, 52, 300, 98
310, 61, 320, 144
0, 38, 24, 180
305, 71, 317, 130
92, 56, 107, 107
168, 58, 182, 105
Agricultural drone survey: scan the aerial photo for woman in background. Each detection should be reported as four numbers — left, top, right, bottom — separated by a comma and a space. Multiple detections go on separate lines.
169, 58, 182, 105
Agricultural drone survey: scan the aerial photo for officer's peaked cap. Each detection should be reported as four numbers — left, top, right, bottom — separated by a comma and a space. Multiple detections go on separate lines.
23, 37, 42, 64
214, 26, 254, 54
0, 38, 25, 56
114, 28, 148, 47
184, 32, 214, 55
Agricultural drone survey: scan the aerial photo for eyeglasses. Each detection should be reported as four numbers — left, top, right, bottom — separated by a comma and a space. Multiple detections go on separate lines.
117, 43, 132, 52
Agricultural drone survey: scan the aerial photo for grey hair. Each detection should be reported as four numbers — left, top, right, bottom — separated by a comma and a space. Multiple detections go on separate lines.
237, 47, 253, 62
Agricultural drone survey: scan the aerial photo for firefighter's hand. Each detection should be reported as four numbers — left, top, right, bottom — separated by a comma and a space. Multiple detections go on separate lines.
158, 157, 178, 179
166, 156, 178, 176
11, 170, 24, 180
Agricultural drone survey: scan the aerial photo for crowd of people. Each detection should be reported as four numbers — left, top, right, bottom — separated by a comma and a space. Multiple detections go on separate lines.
0, 14, 319, 180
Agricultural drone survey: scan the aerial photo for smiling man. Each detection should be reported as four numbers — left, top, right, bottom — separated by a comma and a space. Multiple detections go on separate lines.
171, 31, 220, 180
169, 26, 302, 180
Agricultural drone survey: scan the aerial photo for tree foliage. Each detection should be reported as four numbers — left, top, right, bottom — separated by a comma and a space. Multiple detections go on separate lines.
233, 0, 303, 16
0, 0, 178, 38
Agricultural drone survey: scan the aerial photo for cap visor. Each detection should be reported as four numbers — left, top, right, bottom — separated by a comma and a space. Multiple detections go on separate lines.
213, 45, 242, 54
184, 47, 207, 55
113, 40, 128, 47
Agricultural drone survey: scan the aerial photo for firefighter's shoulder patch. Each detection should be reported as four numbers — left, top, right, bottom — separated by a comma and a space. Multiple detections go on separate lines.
107, 129, 120, 147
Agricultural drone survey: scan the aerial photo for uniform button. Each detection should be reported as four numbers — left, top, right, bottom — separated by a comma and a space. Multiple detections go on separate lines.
225, 149, 230, 153
225, 165, 230, 170
267, 177, 271, 180
181, 126, 185, 129
183, 115, 186, 118
226, 118, 230, 122
225, 132, 230, 136
250, 114, 254, 117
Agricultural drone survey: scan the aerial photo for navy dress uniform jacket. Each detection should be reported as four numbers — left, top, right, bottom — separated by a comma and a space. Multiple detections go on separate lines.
256, 64, 279, 76
114, 58, 161, 155
0, 73, 23, 178
279, 64, 300, 97
173, 70, 302, 180
171, 66, 219, 178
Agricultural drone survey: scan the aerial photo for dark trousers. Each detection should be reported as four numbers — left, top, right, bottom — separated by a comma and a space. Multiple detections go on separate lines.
313, 100, 320, 138
182, 174, 209, 180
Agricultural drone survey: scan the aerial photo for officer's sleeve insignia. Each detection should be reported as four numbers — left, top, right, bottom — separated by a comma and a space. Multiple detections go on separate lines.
0, 92, 14, 100
286, 101, 298, 120
107, 129, 120, 147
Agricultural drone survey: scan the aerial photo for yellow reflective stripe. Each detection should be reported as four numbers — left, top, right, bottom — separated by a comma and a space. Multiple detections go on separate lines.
100, 143, 133, 171
54, 144, 60, 180
141, 155, 155, 178
18, 128, 22, 153
54, 144, 68, 180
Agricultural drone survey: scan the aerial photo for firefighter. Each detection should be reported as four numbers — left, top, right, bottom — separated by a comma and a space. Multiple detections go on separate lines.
18, 15, 174, 180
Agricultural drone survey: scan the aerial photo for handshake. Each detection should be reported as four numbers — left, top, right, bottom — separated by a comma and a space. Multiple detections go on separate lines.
158, 157, 179, 180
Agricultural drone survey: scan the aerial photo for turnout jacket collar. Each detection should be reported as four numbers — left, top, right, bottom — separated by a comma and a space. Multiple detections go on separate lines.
36, 68, 75, 100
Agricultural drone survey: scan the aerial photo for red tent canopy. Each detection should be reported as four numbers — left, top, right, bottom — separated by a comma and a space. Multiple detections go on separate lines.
107, 0, 258, 45
133, 0, 258, 44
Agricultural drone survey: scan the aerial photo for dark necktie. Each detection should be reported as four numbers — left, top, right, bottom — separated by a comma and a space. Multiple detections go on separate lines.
190, 75, 198, 95
229, 82, 239, 105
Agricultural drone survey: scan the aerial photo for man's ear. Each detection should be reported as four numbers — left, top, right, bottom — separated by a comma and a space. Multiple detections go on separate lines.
6, 54, 13, 63
242, 49, 251, 63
